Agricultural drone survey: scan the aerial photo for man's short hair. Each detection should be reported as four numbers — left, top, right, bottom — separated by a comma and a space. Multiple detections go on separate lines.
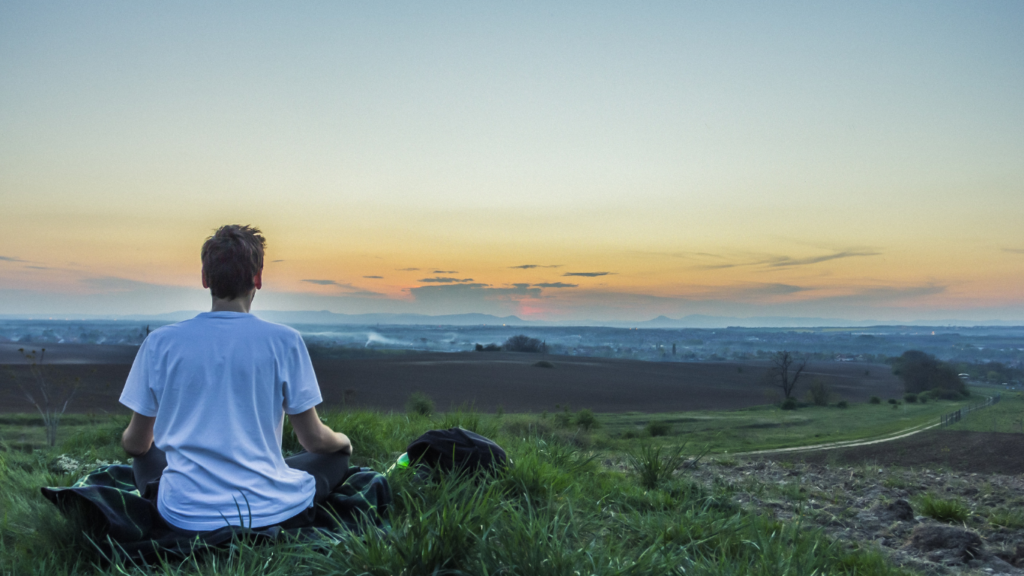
201, 225, 266, 300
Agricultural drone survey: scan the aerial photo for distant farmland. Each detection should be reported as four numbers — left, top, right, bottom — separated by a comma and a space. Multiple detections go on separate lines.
1, 344, 903, 414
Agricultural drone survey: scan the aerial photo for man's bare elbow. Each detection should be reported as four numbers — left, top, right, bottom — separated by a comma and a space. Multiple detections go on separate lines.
121, 431, 150, 457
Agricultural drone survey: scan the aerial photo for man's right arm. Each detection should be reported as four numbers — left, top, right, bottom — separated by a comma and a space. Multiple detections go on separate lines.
289, 407, 352, 455
122, 412, 156, 457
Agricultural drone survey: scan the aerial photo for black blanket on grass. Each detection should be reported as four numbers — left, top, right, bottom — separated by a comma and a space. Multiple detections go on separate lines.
41, 464, 391, 563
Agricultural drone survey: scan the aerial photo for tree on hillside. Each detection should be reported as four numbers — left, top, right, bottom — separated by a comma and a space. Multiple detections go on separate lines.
765, 350, 808, 400
503, 335, 547, 353
890, 350, 965, 395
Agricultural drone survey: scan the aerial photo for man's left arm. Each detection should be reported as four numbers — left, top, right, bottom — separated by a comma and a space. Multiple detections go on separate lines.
122, 412, 156, 457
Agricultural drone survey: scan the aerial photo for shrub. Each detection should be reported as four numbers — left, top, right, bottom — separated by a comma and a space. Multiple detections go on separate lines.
645, 421, 671, 437
626, 443, 689, 489
474, 343, 501, 352
919, 396, 927, 404
533, 360, 554, 369
780, 398, 798, 410
887, 398, 898, 405
554, 406, 573, 427
503, 335, 547, 353
406, 392, 434, 417
574, 409, 599, 431
917, 493, 969, 523
869, 396, 881, 404
806, 380, 831, 407
903, 393, 918, 403
836, 400, 848, 409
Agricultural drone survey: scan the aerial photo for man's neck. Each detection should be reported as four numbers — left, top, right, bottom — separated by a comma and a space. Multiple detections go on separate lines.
210, 290, 255, 313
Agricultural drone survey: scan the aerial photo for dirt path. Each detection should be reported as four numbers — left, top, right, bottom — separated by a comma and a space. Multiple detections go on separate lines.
736, 396, 995, 457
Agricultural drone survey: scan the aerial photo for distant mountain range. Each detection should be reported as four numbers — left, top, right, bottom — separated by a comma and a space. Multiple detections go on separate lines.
2, 310, 1020, 328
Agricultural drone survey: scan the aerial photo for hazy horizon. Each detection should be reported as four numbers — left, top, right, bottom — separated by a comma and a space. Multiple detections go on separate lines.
2, 2, 1022, 324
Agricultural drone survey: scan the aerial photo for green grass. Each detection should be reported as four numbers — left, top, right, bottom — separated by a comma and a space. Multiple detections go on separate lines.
0, 413, 130, 453
914, 493, 970, 523
944, 391, 1024, 434
988, 508, 1024, 529
626, 443, 690, 490
596, 395, 977, 454
0, 408, 914, 575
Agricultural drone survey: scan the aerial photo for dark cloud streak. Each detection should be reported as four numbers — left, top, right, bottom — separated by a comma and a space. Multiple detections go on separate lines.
767, 250, 880, 268
691, 250, 880, 270
418, 277, 474, 284
301, 279, 384, 297
534, 282, 578, 288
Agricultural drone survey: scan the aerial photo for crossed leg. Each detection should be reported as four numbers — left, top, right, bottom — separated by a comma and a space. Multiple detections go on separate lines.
132, 446, 350, 530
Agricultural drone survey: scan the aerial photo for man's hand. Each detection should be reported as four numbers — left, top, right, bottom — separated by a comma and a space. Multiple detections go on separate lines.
289, 407, 352, 455
122, 412, 156, 457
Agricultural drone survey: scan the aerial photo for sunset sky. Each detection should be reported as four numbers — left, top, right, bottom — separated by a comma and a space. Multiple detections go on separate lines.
1, 2, 1022, 323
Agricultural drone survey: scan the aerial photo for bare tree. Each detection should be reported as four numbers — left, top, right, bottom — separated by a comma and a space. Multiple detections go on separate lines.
766, 350, 808, 400
9, 348, 81, 446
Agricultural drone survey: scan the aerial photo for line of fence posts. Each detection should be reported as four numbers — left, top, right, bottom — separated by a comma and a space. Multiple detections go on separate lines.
940, 393, 1000, 427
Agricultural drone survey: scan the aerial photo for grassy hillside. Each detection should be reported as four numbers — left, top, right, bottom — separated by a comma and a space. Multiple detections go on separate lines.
944, 390, 1023, 434
588, 395, 974, 454
0, 407, 917, 575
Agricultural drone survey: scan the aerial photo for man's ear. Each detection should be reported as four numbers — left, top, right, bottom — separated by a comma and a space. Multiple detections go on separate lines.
201, 268, 209, 289
254, 269, 263, 290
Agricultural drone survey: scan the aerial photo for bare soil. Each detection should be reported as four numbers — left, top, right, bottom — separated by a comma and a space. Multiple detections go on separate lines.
684, 444, 1024, 575
1, 345, 904, 414
770, 429, 1024, 475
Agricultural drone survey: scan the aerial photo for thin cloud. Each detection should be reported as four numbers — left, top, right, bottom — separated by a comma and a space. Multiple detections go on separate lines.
433, 270, 458, 274
363, 275, 384, 279
270, 259, 285, 263
691, 250, 880, 270
24, 265, 50, 270
418, 277, 474, 284
696, 262, 742, 270
722, 283, 809, 299
510, 264, 563, 269
767, 250, 880, 268
1002, 248, 1024, 254
835, 284, 946, 302
534, 282, 578, 288
396, 267, 420, 271
563, 272, 612, 277
301, 279, 384, 297
0, 256, 27, 263
411, 283, 540, 299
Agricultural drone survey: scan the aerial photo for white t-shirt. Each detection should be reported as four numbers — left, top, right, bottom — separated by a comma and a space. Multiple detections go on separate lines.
119, 311, 322, 532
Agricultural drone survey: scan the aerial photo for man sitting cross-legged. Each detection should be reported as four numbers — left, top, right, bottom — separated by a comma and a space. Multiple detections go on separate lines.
119, 224, 352, 534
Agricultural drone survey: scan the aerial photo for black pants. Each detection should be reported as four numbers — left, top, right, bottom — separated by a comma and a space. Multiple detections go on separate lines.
133, 446, 350, 532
